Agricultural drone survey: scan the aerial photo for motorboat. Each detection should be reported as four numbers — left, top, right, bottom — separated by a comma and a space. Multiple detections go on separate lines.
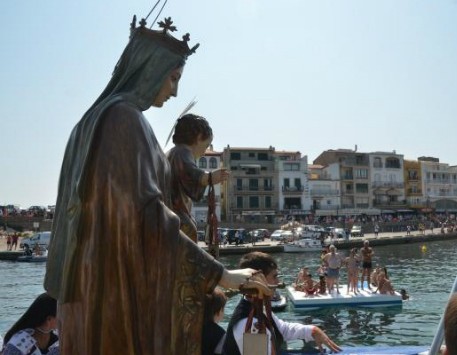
286, 284, 403, 310
17, 254, 47, 262
283, 238, 323, 253
271, 294, 288, 312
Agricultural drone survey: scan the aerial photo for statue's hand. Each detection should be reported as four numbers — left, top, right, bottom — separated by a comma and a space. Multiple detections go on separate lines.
239, 271, 274, 298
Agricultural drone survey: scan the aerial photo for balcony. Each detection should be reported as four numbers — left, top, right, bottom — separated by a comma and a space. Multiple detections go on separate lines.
234, 185, 275, 192
282, 186, 305, 193
372, 182, 404, 189
310, 189, 339, 196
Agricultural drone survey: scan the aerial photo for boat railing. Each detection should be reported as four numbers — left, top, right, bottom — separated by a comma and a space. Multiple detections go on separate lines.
428, 275, 457, 355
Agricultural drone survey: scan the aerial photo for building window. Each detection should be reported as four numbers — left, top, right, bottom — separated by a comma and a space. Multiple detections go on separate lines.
258, 153, 268, 161
284, 163, 300, 171
209, 157, 217, 169
249, 179, 259, 191
249, 196, 259, 208
354, 169, 368, 179
264, 178, 273, 190
236, 196, 243, 208
265, 196, 272, 208
231, 152, 241, 160
199, 157, 207, 169
248, 152, 255, 158
236, 179, 242, 191
373, 157, 382, 168
284, 178, 290, 189
294, 178, 301, 190
355, 183, 369, 193
386, 157, 400, 169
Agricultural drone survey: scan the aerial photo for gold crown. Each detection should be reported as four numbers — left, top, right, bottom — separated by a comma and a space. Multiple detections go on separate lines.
130, 16, 199, 58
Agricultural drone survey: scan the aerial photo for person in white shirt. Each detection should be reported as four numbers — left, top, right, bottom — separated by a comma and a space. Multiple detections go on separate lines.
222, 252, 341, 355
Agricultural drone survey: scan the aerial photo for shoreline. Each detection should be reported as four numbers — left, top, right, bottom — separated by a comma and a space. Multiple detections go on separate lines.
1, 230, 456, 261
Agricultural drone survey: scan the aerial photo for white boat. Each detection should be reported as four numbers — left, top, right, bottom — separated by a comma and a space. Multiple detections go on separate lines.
286, 285, 403, 310
283, 238, 322, 253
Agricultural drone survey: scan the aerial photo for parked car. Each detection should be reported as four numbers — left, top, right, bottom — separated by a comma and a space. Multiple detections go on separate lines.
351, 225, 364, 237
20, 231, 52, 249
270, 229, 284, 241
226, 228, 247, 245
197, 230, 205, 242
249, 228, 270, 242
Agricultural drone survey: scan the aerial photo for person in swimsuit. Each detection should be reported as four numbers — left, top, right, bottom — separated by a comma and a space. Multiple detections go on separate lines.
323, 245, 344, 294
361, 240, 374, 290
344, 248, 360, 294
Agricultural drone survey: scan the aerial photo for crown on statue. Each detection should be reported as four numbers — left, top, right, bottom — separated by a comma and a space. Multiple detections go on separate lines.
130, 16, 199, 58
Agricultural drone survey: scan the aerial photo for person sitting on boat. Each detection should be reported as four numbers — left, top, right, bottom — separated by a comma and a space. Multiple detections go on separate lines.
24, 245, 33, 257
323, 245, 344, 294
293, 267, 308, 291
373, 271, 395, 295
302, 273, 319, 296
33, 243, 43, 256
370, 266, 382, 288
222, 251, 341, 355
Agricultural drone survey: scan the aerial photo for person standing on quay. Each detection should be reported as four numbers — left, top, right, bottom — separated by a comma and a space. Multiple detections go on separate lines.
44, 16, 270, 355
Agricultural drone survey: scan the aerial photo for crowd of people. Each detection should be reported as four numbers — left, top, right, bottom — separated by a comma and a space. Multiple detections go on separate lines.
293, 240, 408, 298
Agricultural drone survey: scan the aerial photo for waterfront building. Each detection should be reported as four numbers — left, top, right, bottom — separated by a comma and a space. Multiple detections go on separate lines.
368, 151, 407, 213
313, 148, 379, 216
419, 157, 457, 214
193, 146, 224, 226
308, 163, 341, 217
404, 159, 424, 212
274, 150, 311, 221
221, 146, 277, 224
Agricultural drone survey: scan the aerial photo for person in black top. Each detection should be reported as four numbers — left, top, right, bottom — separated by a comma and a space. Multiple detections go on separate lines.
202, 288, 227, 355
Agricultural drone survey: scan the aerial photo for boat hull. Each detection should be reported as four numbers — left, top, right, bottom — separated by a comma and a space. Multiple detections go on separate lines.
286, 285, 402, 310
283, 239, 322, 253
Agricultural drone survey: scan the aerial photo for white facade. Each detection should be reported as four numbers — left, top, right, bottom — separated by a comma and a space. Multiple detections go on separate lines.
420, 160, 457, 211
276, 155, 311, 214
308, 163, 341, 216
368, 152, 405, 209
193, 152, 223, 224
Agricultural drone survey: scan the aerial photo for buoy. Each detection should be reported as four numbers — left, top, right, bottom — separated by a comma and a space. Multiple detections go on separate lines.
421, 245, 427, 252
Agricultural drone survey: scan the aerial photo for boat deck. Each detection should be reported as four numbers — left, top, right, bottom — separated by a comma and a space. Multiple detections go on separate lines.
287, 284, 403, 310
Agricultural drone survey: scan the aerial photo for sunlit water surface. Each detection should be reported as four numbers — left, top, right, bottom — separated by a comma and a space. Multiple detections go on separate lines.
1, 239, 456, 351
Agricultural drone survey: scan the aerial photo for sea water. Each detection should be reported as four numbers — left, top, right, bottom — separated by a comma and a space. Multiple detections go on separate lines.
0, 239, 456, 350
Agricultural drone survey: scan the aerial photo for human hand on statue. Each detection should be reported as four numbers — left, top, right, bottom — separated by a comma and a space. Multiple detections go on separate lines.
219, 269, 273, 298
211, 168, 230, 184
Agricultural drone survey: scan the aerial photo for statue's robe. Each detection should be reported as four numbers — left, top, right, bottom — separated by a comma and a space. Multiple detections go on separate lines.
45, 98, 223, 354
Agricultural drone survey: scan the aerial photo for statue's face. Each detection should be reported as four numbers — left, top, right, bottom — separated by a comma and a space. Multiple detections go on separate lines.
152, 66, 184, 107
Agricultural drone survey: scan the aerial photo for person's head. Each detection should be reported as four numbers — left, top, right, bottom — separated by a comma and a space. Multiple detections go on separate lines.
444, 294, 457, 355
4, 293, 57, 344
364, 240, 369, 247
172, 114, 213, 157
329, 245, 336, 253
400, 289, 409, 300
239, 252, 279, 285
203, 288, 227, 324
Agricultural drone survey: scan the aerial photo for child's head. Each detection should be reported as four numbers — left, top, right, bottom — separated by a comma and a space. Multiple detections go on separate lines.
172, 113, 213, 146
204, 288, 227, 323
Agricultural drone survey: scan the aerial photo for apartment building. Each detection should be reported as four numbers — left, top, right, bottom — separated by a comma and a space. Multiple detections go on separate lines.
419, 157, 457, 213
193, 147, 223, 225
308, 163, 341, 216
221, 146, 277, 223
369, 151, 406, 212
274, 151, 311, 219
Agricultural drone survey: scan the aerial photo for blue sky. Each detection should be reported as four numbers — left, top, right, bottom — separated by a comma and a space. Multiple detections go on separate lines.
1, 0, 456, 208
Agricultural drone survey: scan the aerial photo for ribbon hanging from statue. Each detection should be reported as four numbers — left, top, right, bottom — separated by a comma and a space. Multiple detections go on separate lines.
205, 173, 219, 259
